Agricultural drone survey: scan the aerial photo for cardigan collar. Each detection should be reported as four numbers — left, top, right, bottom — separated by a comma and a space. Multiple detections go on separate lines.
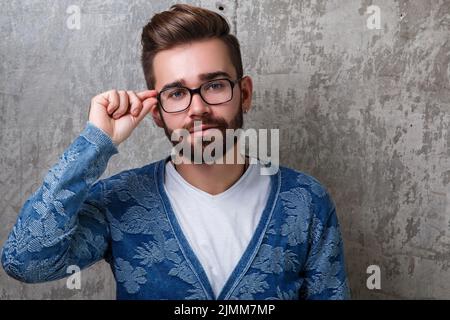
153, 155, 281, 300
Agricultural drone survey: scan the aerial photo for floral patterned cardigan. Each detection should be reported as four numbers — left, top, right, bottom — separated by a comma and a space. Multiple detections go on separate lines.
1, 122, 351, 300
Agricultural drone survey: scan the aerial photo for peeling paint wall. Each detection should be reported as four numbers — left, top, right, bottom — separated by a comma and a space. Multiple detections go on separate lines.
1, 0, 449, 299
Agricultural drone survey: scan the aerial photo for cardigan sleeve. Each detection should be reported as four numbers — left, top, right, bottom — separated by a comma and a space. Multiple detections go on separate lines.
1, 122, 118, 283
299, 191, 351, 300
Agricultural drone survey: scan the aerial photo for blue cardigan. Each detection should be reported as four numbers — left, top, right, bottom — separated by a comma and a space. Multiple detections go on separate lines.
1, 122, 350, 300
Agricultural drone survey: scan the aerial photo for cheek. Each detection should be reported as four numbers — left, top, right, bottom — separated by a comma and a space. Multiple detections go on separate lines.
214, 93, 242, 117
162, 113, 186, 130
223, 98, 242, 119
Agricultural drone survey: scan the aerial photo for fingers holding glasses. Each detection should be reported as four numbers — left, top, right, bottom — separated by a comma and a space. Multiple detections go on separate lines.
136, 90, 158, 101
134, 97, 157, 123
103, 89, 158, 119
135, 90, 159, 120
89, 89, 159, 146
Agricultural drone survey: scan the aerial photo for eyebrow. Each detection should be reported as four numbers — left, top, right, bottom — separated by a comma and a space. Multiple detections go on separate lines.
160, 71, 232, 91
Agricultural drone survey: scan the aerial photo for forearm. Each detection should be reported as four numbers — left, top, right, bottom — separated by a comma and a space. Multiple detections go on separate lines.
1, 122, 118, 283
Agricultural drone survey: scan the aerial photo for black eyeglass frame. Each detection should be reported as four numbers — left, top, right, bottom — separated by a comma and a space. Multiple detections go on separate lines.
156, 77, 243, 114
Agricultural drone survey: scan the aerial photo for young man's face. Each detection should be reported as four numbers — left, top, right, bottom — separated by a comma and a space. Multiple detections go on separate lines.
151, 38, 253, 156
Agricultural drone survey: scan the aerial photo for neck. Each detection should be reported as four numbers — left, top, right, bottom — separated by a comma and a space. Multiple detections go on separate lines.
171, 145, 248, 196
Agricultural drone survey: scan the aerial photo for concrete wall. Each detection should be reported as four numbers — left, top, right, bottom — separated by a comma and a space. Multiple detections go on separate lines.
0, 0, 448, 299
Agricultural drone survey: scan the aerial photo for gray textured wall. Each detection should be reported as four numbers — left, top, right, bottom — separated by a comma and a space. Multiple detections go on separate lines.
0, 0, 449, 299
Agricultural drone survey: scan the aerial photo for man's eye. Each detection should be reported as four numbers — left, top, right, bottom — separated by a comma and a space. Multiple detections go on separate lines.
205, 82, 224, 91
168, 89, 186, 99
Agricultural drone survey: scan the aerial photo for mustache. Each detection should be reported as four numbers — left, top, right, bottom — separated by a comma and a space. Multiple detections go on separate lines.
183, 117, 228, 132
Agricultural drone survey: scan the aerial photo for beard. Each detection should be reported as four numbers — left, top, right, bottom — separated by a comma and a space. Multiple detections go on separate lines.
160, 101, 244, 164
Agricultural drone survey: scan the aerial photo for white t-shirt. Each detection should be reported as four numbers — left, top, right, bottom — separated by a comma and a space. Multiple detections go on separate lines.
163, 158, 271, 297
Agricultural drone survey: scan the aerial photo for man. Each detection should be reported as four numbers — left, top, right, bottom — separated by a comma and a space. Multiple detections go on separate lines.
1, 4, 350, 300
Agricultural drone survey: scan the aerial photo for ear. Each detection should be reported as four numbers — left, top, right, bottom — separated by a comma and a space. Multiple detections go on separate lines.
150, 102, 165, 128
240, 76, 253, 113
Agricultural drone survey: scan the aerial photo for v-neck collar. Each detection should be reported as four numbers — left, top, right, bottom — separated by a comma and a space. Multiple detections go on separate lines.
154, 156, 281, 300
164, 158, 255, 201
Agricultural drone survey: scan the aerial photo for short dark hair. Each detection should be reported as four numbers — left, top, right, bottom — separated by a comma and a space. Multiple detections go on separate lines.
140, 4, 243, 89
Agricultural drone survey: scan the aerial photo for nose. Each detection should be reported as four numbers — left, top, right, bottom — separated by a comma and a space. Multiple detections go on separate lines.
187, 91, 211, 118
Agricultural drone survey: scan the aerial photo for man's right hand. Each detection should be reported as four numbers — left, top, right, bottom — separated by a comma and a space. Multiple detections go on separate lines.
88, 89, 158, 146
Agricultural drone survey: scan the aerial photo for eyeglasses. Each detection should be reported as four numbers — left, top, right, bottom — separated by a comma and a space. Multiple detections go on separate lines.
157, 77, 242, 113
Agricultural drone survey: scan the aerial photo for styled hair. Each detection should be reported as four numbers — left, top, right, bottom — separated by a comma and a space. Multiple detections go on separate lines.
140, 4, 243, 90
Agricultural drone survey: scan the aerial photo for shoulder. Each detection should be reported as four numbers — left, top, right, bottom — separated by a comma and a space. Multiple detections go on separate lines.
278, 165, 336, 224
99, 158, 164, 190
